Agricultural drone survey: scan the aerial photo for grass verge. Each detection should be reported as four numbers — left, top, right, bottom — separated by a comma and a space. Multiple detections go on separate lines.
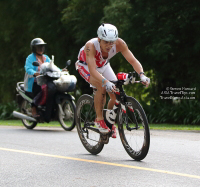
149, 124, 200, 131
0, 120, 199, 131
0, 120, 61, 127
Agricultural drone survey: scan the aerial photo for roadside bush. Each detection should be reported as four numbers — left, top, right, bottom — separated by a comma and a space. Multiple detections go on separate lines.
0, 101, 18, 120
143, 100, 200, 125
0, 99, 199, 125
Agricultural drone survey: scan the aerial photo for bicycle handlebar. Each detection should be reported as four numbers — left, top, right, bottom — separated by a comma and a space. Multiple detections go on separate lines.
111, 71, 142, 86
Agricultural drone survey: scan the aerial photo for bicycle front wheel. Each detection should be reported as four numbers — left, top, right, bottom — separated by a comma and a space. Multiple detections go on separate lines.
75, 94, 104, 155
117, 96, 150, 161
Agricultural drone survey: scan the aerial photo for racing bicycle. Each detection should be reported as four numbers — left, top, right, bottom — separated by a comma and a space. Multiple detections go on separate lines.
75, 72, 150, 161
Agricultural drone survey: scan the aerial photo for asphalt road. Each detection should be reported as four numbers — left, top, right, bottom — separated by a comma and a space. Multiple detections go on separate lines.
0, 125, 200, 187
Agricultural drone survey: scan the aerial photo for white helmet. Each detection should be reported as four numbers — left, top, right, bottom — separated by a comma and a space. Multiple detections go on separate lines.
97, 23, 118, 42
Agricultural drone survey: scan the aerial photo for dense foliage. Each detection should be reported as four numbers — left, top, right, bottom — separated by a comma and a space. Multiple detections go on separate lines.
0, 0, 199, 124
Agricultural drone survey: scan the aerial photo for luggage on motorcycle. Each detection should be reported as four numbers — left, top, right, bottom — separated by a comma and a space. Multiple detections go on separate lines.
53, 74, 77, 92
36, 72, 61, 86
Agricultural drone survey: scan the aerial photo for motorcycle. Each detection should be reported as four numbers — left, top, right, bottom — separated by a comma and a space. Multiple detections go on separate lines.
13, 56, 77, 131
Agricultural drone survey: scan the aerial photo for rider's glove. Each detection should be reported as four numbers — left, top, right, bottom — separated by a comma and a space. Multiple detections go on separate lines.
140, 74, 150, 85
103, 81, 115, 92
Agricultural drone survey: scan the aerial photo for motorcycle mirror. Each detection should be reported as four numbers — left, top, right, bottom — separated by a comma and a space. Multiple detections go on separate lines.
66, 60, 71, 67
33, 61, 40, 66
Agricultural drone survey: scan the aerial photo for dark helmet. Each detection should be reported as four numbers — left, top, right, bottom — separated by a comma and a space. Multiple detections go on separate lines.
30, 38, 47, 53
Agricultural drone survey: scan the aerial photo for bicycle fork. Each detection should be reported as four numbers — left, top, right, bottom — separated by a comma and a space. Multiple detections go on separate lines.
118, 96, 140, 131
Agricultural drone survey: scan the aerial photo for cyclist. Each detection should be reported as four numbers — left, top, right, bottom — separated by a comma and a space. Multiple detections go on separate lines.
76, 23, 150, 138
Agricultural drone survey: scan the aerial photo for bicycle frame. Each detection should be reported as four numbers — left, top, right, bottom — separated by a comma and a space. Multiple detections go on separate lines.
82, 79, 140, 137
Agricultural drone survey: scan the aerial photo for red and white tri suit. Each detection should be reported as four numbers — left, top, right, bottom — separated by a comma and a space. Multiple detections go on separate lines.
76, 38, 118, 86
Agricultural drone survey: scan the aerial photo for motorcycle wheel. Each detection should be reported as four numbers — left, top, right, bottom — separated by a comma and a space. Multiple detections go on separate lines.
58, 99, 76, 131
21, 100, 37, 129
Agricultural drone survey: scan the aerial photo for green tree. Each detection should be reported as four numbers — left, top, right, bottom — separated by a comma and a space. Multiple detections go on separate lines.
102, 0, 200, 102
62, 0, 110, 94
0, 0, 199, 123
0, 0, 70, 103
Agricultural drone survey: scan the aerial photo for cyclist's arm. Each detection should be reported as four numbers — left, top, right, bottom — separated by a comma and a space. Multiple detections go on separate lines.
116, 38, 144, 75
85, 42, 107, 84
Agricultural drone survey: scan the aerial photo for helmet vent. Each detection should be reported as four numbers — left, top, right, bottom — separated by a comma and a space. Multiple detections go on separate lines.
104, 30, 107, 36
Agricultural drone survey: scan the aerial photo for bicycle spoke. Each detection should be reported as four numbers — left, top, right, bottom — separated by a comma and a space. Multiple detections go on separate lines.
80, 111, 86, 121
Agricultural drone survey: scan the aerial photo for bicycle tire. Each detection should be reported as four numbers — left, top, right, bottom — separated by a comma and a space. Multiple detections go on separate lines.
21, 100, 37, 129
117, 96, 150, 161
75, 94, 104, 155
58, 99, 76, 131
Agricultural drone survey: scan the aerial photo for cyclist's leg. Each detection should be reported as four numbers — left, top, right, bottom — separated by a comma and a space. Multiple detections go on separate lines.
89, 76, 106, 121
77, 62, 110, 132
101, 63, 117, 109
101, 63, 118, 137
77, 62, 106, 121
107, 92, 116, 109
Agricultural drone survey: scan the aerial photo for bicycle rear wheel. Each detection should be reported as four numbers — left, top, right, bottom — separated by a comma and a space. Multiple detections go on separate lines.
117, 96, 150, 161
75, 94, 104, 155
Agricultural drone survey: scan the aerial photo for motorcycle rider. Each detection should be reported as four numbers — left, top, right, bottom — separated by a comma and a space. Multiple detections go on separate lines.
76, 23, 150, 138
24, 38, 57, 122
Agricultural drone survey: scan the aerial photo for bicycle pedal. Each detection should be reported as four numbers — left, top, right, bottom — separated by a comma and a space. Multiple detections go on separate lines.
86, 122, 95, 126
100, 134, 109, 144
